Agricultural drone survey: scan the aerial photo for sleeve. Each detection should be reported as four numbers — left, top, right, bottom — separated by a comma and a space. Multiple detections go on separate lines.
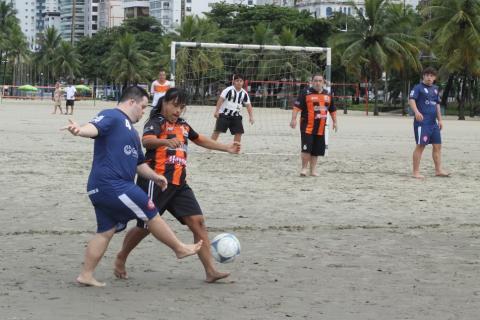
409, 85, 420, 100
187, 124, 199, 141
89, 110, 116, 137
435, 86, 441, 103
243, 91, 251, 105
220, 87, 229, 99
142, 118, 162, 138
293, 90, 306, 111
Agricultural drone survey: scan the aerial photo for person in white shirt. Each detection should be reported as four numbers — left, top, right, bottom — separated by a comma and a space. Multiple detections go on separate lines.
211, 74, 254, 144
65, 83, 77, 115
150, 70, 171, 107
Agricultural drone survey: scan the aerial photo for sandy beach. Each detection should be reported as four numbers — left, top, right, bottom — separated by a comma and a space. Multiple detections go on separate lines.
0, 99, 479, 320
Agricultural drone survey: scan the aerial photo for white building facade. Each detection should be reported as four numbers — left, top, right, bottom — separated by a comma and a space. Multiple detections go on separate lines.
12, 0, 38, 50
98, 0, 124, 30
84, 0, 99, 36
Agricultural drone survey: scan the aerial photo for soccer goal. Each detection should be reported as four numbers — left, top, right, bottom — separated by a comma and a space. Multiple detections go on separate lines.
170, 41, 333, 155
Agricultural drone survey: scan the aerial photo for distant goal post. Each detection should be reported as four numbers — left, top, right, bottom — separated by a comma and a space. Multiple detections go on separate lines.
170, 41, 331, 108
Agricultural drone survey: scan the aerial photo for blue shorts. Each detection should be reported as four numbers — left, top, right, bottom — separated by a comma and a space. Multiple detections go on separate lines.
414, 123, 441, 145
88, 184, 158, 233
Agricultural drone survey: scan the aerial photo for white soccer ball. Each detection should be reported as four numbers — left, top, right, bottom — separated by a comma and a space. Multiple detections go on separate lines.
210, 233, 241, 263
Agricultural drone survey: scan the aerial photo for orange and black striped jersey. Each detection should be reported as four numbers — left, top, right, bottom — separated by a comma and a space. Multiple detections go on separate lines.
294, 87, 336, 135
142, 115, 199, 186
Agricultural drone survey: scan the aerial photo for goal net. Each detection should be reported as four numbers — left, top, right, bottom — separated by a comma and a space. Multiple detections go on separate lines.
170, 42, 332, 155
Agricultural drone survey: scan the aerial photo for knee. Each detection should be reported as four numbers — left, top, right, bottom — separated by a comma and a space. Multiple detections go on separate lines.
184, 215, 206, 229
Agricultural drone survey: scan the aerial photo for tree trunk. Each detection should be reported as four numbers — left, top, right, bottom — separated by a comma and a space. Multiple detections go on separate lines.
373, 72, 379, 116
440, 74, 454, 114
458, 75, 467, 120
469, 78, 475, 118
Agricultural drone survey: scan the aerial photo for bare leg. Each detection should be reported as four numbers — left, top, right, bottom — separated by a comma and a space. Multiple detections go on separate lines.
58, 105, 63, 114
432, 144, 449, 176
52, 105, 56, 114
65, 105, 69, 115
70, 106, 74, 115
300, 152, 310, 176
309, 155, 319, 176
146, 215, 203, 259
233, 133, 242, 144
412, 144, 426, 178
114, 227, 150, 279
183, 215, 230, 283
76, 228, 116, 287
211, 131, 220, 141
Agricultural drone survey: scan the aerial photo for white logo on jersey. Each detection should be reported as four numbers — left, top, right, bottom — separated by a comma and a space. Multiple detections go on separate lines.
434, 89, 438, 95
409, 90, 414, 97
123, 145, 138, 158
303, 144, 307, 150
424, 88, 429, 94
143, 125, 154, 133
91, 115, 104, 123
125, 119, 131, 130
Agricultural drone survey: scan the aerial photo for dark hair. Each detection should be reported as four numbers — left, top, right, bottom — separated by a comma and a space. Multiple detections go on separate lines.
119, 85, 149, 103
233, 74, 244, 81
149, 87, 187, 120
422, 67, 437, 76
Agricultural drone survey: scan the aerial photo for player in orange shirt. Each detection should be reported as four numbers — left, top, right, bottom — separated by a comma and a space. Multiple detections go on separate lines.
150, 69, 171, 107
115, 88, 240, 283
290, 74, 338, 176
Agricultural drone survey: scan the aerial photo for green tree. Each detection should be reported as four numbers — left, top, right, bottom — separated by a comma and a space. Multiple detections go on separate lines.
36, 27, 62, 85
421, 0, 480, 119
103, 33, 150, 88
330, 0, 424, 115
54, 41, 81, 80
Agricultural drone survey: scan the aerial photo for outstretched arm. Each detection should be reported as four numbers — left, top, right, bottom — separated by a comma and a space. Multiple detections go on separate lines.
193, 134, 240, 153
62, 119, 98, 138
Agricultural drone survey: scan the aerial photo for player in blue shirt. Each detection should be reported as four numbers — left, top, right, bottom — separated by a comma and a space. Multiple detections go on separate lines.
63, 86, 202, 287
409, 67, 449, 179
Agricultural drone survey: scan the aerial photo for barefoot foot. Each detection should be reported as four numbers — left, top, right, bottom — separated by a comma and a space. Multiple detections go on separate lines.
435, 171, 450, 177
76, 275, 106, 287
206, 271, 230, 283
412, 173, 425, 179
176, 240, 204, 259
310, 171, 319, 177
300, 168, 308, 177
113, 257, 128, 279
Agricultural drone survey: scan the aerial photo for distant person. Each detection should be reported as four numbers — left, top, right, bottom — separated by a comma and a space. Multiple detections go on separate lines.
115, 88, 240, 283
52, 82, 63, 114
409, 67, 449, 179
290, 74, 337, 177
150, 70, 171, 107
65, 83, 76, 115
211, 74, 254, 145
62, 86, 202, 287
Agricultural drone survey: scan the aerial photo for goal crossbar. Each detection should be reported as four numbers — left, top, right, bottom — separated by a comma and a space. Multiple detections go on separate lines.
170, 41, 331, 87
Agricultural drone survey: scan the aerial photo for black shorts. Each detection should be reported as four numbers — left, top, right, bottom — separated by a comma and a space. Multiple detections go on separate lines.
136, 177, 202, 227
66, 99, 75, 107
301, 132, 326, 156
214, 114, 244, 135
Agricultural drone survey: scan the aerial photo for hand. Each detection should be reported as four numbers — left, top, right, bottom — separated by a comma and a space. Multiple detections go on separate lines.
153, 174, 168, 191
61, 119, 81, 136
227, 142, 241, 154
214, 111, 219, 118
165, 138, 182, 148
415, 112, 424, 122
249, 117, 255, 125
438, 120, 443, 130
332, 121, 338, 132
290, 119, 297, 129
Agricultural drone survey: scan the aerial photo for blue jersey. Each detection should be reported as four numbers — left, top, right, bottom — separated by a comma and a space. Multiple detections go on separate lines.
409, 83, 440, 125
87, 108, 145, 194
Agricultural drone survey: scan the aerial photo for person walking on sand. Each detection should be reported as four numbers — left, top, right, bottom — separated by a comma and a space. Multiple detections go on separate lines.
409, 67, 449, 179
62, 86, 202, 287
52, 82, 63, 114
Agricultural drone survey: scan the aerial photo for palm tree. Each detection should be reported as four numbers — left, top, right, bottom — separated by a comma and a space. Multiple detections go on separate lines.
54, 41, 81, 81
330, 0, 424, 115
36, 27, 62, 85
174, 16, 223, 103
103, 33, 150, 89
0, 1, 19, 85
421, 0, 480, 119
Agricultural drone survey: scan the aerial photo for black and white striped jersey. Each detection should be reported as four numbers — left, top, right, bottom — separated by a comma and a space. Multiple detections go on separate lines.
219, 85, 251, 116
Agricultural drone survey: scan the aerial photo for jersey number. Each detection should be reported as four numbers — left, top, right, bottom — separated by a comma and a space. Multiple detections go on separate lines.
125, 120, 131, 130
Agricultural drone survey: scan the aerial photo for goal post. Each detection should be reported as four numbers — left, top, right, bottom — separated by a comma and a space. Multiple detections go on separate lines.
170, 41, 331, 95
